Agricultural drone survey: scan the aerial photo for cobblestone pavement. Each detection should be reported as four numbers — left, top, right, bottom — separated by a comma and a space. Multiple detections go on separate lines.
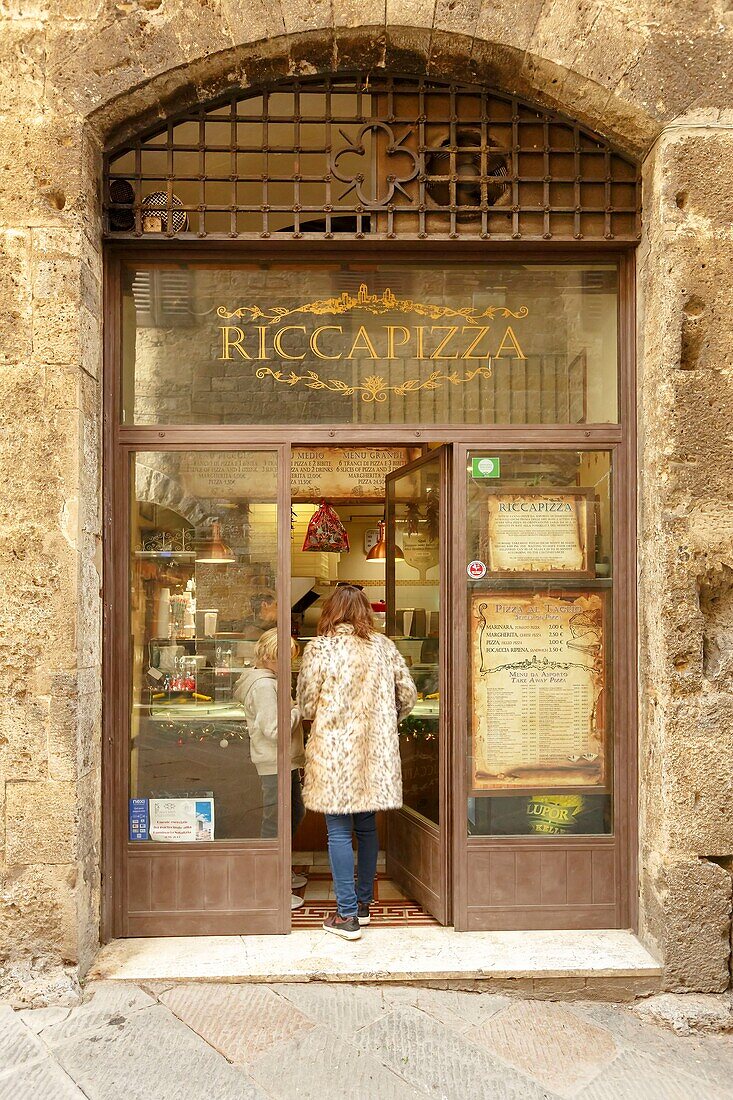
2, 982, 733, 1099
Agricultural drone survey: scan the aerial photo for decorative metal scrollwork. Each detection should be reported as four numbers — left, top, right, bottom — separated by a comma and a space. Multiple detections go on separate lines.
330, 122, 419, 206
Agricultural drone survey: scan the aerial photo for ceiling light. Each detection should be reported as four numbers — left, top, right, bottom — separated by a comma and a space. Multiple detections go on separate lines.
195, 520, 236, 564
366, 519, 404, 562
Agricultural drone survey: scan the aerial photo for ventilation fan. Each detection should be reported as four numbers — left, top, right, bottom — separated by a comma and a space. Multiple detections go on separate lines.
425, 127, 510, 216
108, 178, 135, 232
141, 191, 189, 234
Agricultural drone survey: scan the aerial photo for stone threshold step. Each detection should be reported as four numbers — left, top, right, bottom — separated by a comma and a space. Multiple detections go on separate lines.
89, 928, 661, 1001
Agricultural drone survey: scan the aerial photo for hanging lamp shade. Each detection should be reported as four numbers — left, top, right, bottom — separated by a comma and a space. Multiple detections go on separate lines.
195, 520, 235, 564
366, 519, 404, 562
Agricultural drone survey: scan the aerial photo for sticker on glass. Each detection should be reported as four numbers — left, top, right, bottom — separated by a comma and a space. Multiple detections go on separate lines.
471, 456, 501, 479
466, 559, 487, 579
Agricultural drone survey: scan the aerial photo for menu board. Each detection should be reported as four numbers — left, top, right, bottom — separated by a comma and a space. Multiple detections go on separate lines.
291, 447, 418, 500
484, 490, 594, 578
471, 591, 606, 791
178, 447, 418, 501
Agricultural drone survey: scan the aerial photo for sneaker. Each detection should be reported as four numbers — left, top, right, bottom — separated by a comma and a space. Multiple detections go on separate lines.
291, 894, 304, 910
291, 872, 308, 889
322, 912, 361, 940
357, 903, 371, 926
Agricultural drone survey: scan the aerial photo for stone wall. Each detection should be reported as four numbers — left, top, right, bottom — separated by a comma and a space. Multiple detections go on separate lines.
0, 0, 732, 1003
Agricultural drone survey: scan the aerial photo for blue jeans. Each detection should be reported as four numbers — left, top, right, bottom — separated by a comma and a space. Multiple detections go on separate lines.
260, 770, 306, 840
324, 811, 379, 918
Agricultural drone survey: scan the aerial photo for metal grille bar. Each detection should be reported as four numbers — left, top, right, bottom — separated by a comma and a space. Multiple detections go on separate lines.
105, 73, 641, 242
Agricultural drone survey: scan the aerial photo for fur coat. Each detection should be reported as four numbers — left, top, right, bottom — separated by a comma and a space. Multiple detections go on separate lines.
296, 624, 418, 814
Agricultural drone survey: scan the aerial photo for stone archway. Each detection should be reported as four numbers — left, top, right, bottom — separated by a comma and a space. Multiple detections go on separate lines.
3, 6, 733, 1001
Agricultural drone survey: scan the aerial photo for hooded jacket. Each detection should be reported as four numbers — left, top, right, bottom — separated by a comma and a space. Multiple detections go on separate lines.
233, 667, 305, 776
296, 624, 418, 814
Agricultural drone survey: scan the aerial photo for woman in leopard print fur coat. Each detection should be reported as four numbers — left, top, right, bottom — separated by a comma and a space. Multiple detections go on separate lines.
296, 585, 417, 937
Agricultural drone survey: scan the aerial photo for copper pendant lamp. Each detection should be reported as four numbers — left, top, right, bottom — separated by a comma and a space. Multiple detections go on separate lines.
366, 519, 404, 562
195, 520, 236, 564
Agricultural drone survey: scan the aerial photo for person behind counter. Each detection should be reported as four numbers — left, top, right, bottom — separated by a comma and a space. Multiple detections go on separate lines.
242, 589, 278, 640
233, 628, 307, 910
296, 585, 417, 940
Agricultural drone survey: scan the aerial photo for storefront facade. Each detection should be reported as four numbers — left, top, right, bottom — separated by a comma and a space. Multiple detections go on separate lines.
1, 6, 732, 1002
104, 75, 638, 938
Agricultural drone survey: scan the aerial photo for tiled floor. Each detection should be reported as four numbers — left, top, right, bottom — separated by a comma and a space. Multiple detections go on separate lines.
291, 851, 437, 927
294, 851, 404, 904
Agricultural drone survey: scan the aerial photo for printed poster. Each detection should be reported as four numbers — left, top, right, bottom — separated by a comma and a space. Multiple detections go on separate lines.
471, 591, 606, 790
148, 797, 215, 842
485, 490, 593, 577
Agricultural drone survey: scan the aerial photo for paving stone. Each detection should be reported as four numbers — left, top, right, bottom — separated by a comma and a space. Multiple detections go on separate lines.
18, 1005, 72, 1034
0, 1058, 87, 1100
574, 1049, 731, 1100
0, 1004, 47, 1074
469, 1000, 618, 1095
54, 1003, 265, 1100
382, 984, 512, 1030
159, 982, 315, 1064
272, 981, 390, 1034
30, 981, 156, 1046
250, 1023, 428, 1099
356, 1004, 554, 1098
569, 1001, 733, 1093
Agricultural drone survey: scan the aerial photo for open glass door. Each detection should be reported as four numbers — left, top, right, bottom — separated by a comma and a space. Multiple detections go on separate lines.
385, 447, 450, 924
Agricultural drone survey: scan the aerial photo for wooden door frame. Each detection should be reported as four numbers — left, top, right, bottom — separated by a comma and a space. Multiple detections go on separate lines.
107, 440, 292, 937
384, 444, 452, 924
450, 435, 636, 930
101, 244, 636, 941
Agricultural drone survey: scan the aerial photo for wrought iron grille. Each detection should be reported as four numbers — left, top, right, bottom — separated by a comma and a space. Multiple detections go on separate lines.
105, 73, 640, 242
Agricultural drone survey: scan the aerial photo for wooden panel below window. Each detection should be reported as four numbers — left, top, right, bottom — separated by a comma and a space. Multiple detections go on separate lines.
126, 846, 283, 936
464, 842, 619, 930
386, 808, 445, 924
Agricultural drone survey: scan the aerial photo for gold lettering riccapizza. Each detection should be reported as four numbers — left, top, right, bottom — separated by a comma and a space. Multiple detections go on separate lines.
219, 322, 527, 362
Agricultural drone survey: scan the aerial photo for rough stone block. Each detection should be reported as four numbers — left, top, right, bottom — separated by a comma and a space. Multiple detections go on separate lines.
0, 1004, 47, 1072
282, 0, 332, 34
0, 19, 45, 115
251, 1022, 427, 1099
0, 693, 50, 781
54, 1003, 265, 1100
274, 980, 389, 1034
0, 230, 31, 365
5, 780, 77, 865
433, 0, 480, 36
356, 1003, 551, 1096
0, 1057, 87, 1100
662, 694, 733, 854
0, 865, 79, 981
473, 0, 542, 52
27, 981, 155, 1046
651, 859, 732, 992
632, 991, 733, 1035
468, 999, 618, 1095
159, 983, 315, 1064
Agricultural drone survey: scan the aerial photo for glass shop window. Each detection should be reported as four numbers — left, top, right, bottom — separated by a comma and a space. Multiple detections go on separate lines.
465, 449, 614, 838
121, 262, 619, 426
127, 449, 285, 843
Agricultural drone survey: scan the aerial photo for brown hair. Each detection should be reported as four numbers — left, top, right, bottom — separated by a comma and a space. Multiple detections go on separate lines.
317, 585, 374, 639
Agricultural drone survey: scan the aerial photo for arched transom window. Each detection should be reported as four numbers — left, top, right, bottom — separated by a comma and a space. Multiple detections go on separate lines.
105, 73, 640, 242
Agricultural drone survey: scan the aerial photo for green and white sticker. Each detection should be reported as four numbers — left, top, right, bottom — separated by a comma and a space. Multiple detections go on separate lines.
471, 456, 501, 479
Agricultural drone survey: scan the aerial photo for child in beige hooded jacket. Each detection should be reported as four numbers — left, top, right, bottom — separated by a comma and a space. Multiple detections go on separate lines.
234, 628, 306, 908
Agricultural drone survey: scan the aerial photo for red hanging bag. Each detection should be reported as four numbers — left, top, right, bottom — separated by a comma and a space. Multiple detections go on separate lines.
302, 499, 350, 553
